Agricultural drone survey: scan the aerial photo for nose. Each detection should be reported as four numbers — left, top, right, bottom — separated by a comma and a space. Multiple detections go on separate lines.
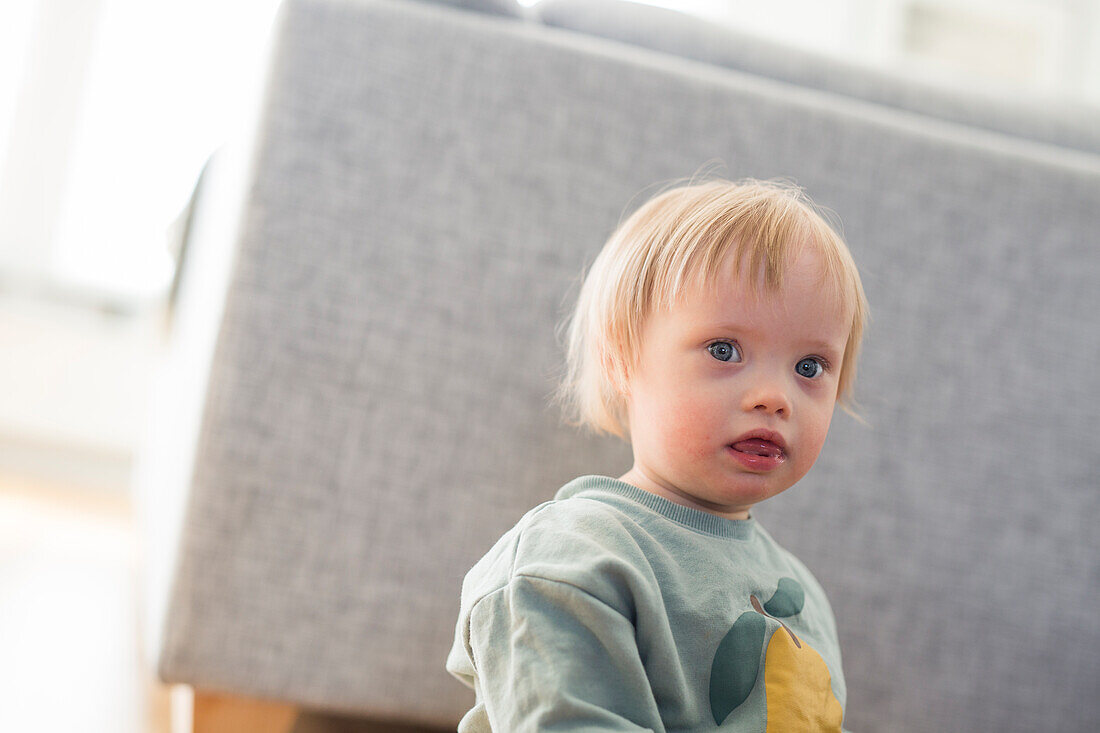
741, 377, 792, 417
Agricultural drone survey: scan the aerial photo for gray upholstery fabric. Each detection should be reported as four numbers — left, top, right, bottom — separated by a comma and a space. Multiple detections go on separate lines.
417, 0, 524, 19
536, 0, 1100, 157
156, 0, 1100, 730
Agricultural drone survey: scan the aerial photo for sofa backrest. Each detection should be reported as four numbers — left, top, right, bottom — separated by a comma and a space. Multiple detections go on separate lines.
536, 0, 1100, 158
415, 0, 526, 19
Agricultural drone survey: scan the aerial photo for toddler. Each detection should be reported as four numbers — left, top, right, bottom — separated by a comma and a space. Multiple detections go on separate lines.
446, 178, 868, 732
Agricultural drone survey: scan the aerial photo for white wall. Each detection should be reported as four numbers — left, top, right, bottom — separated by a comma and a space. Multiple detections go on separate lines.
0, 295, 163, 491
649, 0, 1100, 104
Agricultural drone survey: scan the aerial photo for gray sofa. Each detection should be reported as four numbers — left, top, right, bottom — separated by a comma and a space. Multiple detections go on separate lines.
138, 0, 1100, 730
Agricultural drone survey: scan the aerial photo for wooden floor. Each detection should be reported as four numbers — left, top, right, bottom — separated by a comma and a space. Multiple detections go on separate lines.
0, 470, 451, 733
0, 470, 169, 732
293, 711, 451, 732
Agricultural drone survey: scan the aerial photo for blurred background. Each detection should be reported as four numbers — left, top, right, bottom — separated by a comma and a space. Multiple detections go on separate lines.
0, 0, 1097, 731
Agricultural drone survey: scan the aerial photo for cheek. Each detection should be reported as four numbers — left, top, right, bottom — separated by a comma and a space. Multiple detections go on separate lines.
796, 404, 835, 471
658, 391, 726, 458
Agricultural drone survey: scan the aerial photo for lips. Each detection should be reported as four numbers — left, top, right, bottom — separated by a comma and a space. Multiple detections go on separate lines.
730, 429, 787, 454
728, 430, 787, 471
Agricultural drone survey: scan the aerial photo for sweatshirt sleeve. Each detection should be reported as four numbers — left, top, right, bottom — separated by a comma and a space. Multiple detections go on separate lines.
464, 573, 663, 732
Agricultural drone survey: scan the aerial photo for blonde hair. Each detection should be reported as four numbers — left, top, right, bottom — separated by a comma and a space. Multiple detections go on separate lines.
553, 177, 869, 441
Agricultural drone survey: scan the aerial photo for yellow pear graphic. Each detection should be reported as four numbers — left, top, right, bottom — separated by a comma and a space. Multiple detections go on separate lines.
753, 594, 843, 732
709, 580, 845, 730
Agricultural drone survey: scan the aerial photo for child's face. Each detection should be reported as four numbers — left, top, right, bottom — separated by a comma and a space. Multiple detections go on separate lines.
617, 247, 851, 520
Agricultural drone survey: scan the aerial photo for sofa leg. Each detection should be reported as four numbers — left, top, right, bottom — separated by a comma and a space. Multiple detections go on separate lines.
192, 690, 298, 733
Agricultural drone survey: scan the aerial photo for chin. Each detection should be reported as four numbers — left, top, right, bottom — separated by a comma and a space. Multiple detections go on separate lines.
731, 475, 795, 502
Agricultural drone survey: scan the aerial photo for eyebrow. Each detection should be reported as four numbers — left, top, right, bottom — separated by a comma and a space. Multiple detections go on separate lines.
800, 338, 844, 353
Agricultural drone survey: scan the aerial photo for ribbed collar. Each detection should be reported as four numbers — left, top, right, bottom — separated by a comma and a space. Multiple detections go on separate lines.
556, 475, 758, 540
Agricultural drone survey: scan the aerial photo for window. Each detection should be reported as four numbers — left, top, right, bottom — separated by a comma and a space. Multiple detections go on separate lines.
0, 0, 282, 306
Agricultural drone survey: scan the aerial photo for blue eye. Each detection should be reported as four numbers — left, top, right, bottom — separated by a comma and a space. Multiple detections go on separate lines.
796, 358, 825, 378
708, 341, 742, 363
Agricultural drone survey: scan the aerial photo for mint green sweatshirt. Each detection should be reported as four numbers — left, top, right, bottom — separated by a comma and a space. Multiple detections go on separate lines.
446, 475, 849, 732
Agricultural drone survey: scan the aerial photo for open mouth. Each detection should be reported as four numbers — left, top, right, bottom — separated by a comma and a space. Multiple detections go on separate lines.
730, 438, 785, 459
728, 433, 787, 471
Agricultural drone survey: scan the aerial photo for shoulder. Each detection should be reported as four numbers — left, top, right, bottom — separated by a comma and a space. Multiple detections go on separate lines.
464, 492, 655, 618
514, 491, 654, 569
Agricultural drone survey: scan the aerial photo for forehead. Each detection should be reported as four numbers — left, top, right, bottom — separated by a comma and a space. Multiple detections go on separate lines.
667, 247, 852, 343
